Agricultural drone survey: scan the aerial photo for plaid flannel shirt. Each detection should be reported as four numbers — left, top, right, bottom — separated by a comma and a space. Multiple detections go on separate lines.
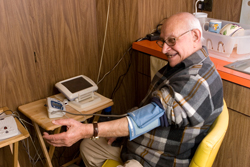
121, 46, 223, 167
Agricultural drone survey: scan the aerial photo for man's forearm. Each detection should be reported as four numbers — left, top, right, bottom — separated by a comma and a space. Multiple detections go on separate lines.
43, 118, 128, 147
97, 117, 129, 137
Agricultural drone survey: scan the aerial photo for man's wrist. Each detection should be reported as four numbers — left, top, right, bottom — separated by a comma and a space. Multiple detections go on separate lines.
90, 123, 99, 140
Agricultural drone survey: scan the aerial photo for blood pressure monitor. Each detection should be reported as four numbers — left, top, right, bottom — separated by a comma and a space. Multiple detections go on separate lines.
47, 97, 66, 118
55, 75, 100, 108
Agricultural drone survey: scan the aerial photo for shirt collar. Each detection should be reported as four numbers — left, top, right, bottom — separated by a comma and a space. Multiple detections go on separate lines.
181, 46, 209, 68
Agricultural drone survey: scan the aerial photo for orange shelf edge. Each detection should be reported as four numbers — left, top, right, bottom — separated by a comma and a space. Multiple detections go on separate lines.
132, 40, 250, 89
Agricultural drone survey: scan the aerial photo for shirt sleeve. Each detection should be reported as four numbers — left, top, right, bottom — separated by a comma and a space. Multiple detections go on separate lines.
155, 73, 220, 127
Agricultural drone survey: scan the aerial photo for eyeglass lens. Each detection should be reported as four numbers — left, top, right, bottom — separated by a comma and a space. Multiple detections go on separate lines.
156, 29, 193, 47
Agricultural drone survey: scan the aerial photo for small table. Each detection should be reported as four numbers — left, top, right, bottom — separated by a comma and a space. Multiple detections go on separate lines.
0, 107, 30, 167
18, 93, 113, 167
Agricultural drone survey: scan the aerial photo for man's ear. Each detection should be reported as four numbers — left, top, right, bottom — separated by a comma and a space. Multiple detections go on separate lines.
192, 29, 201, 42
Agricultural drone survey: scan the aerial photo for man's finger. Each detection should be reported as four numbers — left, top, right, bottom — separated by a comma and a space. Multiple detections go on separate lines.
43, 132, 66, 141
108, 137, 117, 145
45, 140, 65, 147
52, 118, 74, 125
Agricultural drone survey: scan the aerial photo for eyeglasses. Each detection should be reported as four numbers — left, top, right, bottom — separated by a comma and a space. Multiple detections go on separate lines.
156, 29, 193, 47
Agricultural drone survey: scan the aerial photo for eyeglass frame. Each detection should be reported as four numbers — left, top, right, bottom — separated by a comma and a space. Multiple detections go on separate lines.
156, 29, 194, 47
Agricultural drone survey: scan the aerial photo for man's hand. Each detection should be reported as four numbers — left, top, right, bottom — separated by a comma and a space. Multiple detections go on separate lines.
106, 137, 117, 145
43, 119, 91, 147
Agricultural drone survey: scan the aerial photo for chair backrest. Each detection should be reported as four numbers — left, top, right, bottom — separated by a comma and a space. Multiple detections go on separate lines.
189, 99, 229, 167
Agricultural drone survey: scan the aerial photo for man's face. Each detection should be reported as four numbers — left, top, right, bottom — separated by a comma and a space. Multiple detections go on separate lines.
160, 22, 195, 67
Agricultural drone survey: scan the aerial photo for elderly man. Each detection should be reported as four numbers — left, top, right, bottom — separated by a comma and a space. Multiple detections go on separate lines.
43, 12, 223, 167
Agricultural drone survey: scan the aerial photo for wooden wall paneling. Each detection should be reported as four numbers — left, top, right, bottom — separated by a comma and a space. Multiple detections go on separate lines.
0, 146, 17, 167
137, 0, 194, 38
223, 80, 250, 116
208, 0, 242, 22
95, 0, 138, 114
137, 52, 150, 75
136, 72, 151, 106
0, 0, 99, 110
29, 0, 99, 99
0, 0, 38, 110
30, 1, 99, 166
136, 52, 151, 105
213, 80, 250, 166
1, 0, 98, 166
213, 108, 250, 167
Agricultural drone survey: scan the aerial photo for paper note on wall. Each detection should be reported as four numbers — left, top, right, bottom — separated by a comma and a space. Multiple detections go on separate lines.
240, 0, 250, 25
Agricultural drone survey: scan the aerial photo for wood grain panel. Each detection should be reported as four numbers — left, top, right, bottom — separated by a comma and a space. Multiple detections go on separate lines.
223, 80, 250, 116
95, 0, 138, 113
0, 0, 98, 111
213, 108, 250, 167
211, 0, 242, 22
138, 0, 194, 38
137, 52, 150, 76
136, 72, 151, 106
0, 0, 98, 166
30, 0, 99, 97
0, 0, 37, 109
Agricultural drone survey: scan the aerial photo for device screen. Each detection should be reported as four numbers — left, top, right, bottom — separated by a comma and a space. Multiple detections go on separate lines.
51, 101, 63, 109
61, 76, 93, 93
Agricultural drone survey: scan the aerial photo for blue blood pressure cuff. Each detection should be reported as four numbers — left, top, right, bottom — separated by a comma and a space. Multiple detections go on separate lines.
127, 102, 165, 140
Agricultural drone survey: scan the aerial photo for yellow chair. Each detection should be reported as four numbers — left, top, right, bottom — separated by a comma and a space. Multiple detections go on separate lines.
102, 100, 229, 167
102, 159, 123, 167
189, 99, 229, 167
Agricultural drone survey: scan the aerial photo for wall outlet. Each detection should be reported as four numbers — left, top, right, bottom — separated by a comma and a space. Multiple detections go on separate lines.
198, 1, 205, 10
204, 0, 213, 12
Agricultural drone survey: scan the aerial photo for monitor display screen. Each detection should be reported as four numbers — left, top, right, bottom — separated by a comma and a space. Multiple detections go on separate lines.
61, 76, 93, 93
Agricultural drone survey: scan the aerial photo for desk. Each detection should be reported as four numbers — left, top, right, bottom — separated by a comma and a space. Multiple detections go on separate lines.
132, 40, 250, 167
18, 93, 113, 167
0, 107, 30, 167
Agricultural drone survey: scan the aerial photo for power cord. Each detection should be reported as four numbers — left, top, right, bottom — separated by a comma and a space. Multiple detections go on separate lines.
97, 0, 111, 84
195, 0, 205, 13
51, 110, 128, 118
97, 46, 132, 85
18, 118, 45, 166
1, 109, 45, 166
15, 114, 45, 166
108, 36, 152, 99
110, 47, 133, 99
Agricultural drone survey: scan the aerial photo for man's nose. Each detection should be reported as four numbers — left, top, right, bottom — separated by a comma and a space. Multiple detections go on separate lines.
161, 43, 171, 54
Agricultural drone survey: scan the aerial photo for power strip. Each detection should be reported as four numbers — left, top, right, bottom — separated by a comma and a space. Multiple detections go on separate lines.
146, 32, 160, 41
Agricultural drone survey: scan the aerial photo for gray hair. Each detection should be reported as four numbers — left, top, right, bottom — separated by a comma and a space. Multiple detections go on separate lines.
186, 15, 205, 42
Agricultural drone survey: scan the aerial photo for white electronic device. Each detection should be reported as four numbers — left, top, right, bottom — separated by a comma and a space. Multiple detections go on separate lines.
0, 114, 20, 141
55, 75, 100, 108
47, 97, 66, 118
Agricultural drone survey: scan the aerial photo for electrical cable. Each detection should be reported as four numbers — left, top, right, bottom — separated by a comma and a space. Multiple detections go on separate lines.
110, 48, 133, 99
17, 117, 45, 167
97, 16, 166, 97
105, 37, 148, 99
108, 19, 167, 99
97, 0, 111, 84
195, 0, 204, 14
97, 46, 132, 85
51, 110, 128, 118
2, 109, 45, 166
